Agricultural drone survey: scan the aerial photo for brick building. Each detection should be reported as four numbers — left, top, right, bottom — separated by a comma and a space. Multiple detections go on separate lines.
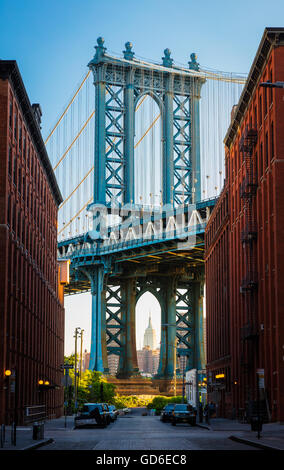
205, 28, 284, 421
0, 60, 65, 425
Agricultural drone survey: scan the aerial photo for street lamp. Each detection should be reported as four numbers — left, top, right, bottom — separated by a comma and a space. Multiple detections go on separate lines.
73, 327, 83, 413
259, 81, 284, 88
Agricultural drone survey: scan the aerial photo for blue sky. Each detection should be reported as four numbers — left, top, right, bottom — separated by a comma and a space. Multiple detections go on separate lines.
1, 0, 283, 356
1, 0, 284, 139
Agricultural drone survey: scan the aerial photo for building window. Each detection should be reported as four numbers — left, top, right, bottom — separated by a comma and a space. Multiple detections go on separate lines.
13, 156, 17, 185
271, 122, 274, 159
270, 69, 273, 104
18, 166, 22, 194
23, 135, 26, 159
264, 82, 267, 116
265, 132, 269, 169
9, 102, 13, 129
260, 142, 263, 177
12, 204, 16, 232
254, 105, 257, 129
8, 146, 12, 176
7, 194, 11, 226
22, 175, 25, 202
14, 114, 17, 140
259, 94, 262, 125
18, 211, 21, 240
255, 152, 258, 182
19, 125, 22, 150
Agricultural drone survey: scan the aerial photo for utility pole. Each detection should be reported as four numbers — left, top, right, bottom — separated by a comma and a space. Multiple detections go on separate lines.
74, 327, 81, 414
80, 329, 84, 382
173, 337, 178, 396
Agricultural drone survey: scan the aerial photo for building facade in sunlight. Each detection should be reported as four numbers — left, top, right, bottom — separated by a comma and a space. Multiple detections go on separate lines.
205, 28, 284, 422
0, 60, 66, 425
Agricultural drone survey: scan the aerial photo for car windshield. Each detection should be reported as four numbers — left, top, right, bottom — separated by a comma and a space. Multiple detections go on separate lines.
174, 404, 189, 411
82, 404, 102, 412
165, 404, 175, 410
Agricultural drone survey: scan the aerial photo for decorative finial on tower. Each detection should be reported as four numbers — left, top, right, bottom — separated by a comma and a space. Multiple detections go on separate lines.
123, 41, 135, 60
162, 48, 173, 67
89, 37, 107, 65
188, 52, 200, 71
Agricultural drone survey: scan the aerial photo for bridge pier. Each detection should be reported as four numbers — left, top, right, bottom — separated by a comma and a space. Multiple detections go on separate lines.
82, 266, 109, 373
117, 278, 139, 378
155, 277, 177, 380
194, 278, 206, 372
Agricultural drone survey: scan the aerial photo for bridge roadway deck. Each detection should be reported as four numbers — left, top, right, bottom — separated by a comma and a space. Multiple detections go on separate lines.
58, 198, 217, 295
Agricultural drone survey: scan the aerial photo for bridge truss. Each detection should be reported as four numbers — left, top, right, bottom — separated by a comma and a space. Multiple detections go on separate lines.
49, 38, 246, 385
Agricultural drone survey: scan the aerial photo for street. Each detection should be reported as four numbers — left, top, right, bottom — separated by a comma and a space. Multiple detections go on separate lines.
38, 408, 258, 451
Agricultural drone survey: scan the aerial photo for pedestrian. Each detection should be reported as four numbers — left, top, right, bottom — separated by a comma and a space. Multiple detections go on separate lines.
199, 402, 203, 423
203, 403, 209, 424
209, 401, 216, 418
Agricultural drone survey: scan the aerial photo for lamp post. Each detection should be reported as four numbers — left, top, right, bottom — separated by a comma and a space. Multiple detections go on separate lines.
79, 329, 84, 382
260, 81, 284, 88
74, 327, 81, 413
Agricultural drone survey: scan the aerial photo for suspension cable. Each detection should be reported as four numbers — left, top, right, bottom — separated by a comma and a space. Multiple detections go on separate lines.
45, 70, 91, 145
58, 197, 93, 235
59, 109, 161, 212
53, 110, 95, 170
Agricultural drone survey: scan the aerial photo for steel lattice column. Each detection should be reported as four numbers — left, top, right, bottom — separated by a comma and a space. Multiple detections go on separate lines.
124, 68, 135, 204
81, 266, 109, 372
156, 277, 177, 379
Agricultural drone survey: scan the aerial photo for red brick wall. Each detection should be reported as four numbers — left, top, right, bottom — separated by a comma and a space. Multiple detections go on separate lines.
205, 42, 284, 421
0, 77, 64, 425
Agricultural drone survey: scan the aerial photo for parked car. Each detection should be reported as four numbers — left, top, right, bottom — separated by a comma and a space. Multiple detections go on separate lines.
108, 405, 118, 421
171, 404, 197, 426
101, 403, 113, 424
74, 403, 110, 428
160, 403, 176, 422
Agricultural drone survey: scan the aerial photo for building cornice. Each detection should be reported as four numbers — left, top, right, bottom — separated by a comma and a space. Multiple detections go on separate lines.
0, 60, 63, 206
224, 27, 284, 149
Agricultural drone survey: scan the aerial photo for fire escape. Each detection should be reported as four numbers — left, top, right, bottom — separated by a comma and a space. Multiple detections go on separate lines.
239, 126, 258, 346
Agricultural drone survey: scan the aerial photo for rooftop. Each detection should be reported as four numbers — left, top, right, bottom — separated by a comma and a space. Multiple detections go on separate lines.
0, 60, 63, 206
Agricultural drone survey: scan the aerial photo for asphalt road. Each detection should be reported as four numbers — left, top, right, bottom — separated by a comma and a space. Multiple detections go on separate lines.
38, 408, 258, 451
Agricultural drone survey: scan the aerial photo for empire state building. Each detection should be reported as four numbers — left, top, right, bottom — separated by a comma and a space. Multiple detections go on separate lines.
143, 313, 157, 350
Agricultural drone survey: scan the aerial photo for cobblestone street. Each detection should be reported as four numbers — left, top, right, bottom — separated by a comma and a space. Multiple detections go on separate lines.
37, 409, 257, 451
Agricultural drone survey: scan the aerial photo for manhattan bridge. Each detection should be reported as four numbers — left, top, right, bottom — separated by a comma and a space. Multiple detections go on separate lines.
46, 38, 246, 389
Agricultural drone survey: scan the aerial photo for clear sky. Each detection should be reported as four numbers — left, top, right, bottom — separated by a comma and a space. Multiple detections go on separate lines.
1, 0, 283, 355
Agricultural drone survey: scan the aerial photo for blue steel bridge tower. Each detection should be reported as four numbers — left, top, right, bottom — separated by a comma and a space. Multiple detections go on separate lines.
58, 38, 213, 388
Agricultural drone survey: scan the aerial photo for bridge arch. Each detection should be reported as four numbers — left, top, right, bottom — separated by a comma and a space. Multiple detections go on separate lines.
134, 93, 163, 207
135, 290, 162, 376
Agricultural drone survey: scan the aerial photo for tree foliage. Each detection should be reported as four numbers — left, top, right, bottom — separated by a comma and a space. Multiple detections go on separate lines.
147, 395, 183, 411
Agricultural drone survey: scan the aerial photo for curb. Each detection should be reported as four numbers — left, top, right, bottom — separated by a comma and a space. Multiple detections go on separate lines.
229, 435, 282, 451
22, 438, 54, 451
196, 423, 211, 430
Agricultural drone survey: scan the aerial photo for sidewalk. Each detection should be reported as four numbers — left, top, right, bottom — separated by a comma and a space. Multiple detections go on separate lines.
0, 417, 75, 451
0, 424, 54, 451
197, 418, 284, 450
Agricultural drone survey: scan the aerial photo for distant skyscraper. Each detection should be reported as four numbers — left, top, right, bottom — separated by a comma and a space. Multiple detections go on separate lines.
137, 313, 160, 376
143, 313, 157, 350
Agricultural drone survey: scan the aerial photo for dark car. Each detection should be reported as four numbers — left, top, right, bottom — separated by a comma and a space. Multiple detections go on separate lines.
171, 404, 197, 426
108, 405, 118, 421
160, 403, 176, 422
101, 403, 113, 424
74, 403, 109, 428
